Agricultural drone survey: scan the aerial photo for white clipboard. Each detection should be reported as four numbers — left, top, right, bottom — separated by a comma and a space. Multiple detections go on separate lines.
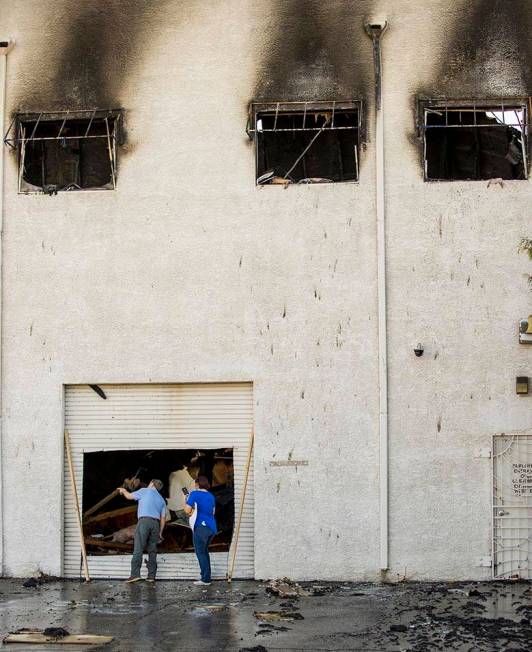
188, 502, 198, 530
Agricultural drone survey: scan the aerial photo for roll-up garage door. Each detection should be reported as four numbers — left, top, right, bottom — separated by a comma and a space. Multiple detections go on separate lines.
63, 383, 254, 579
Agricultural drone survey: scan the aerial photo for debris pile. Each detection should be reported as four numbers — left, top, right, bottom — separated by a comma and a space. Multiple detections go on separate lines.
265, 578, 311, 598
22, 573, 57, 589
82, 448, 235, 556
265, 577, 331, 598
254, 610, 304, 623
42, 627, 70, 639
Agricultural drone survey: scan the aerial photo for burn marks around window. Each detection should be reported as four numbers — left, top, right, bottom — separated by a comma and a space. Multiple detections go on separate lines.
12, 1, 166, 112
249, 101, 361, 185
420, 100, 528, 182
253, 1, 373, 105
435, 0, 532, 98
5, 110, 121, 193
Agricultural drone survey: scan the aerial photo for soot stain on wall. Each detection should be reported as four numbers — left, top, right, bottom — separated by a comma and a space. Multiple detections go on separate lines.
15, 0, 169, 111
253, 0, 374, 105
436, 0, 532, 96
410, 0, 532, 170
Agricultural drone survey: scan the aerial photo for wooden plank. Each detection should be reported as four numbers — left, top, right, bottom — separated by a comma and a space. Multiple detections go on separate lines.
83, 505, 136, 525
184, 542, 229, 552
83, 489, 119, 520
65, 430, 90, 583
227, 430, 254, 582
4, 633, 113, 645
84, 537, 133, 551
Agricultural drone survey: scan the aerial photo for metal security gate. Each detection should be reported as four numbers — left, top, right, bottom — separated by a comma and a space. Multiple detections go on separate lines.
492, 433, 532, 579
63, 383, 254, 579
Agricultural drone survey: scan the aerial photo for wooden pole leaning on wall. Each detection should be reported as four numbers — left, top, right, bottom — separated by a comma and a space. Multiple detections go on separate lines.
227, 430, 254, 583
64, 430, 91, 582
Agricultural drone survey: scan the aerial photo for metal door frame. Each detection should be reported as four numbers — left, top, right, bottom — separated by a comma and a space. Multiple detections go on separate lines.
492, 432, 532, 579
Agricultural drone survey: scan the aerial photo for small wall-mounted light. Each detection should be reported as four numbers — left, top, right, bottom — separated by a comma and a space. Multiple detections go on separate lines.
519, 316, 532, 344
0, 39, 15, 55
516, 376, 529, 395
414, 343, 424, 357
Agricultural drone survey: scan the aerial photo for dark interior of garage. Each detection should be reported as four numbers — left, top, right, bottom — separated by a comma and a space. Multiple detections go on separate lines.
82, 448, 234, 555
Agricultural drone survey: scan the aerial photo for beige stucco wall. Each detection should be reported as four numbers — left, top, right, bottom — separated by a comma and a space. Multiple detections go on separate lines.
0, 0, 530, 580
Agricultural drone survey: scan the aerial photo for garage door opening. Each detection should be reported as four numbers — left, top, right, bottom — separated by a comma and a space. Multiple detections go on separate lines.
82, 448, 234, 557
63, 383, 254, 579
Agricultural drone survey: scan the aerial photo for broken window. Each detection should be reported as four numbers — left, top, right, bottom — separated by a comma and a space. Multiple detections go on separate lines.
420, 100, 528, 181
4, 109, 121, 193
247, 101, 361, 185
82, 448, 234, 556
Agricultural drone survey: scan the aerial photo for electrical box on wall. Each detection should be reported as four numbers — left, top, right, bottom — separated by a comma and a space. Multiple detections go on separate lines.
519, 316, 532, 344
516, 376, 529, 395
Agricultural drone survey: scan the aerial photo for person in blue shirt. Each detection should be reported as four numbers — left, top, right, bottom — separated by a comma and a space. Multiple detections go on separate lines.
118, 479, 167, 583
184, 475, 217, 585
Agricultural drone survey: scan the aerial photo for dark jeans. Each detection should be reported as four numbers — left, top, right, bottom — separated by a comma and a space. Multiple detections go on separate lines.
193, 524, 215, 582
131, 517, 159, 578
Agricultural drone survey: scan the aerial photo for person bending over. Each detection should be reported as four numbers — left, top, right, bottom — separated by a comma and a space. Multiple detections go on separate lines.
118, 479, 166, 583
184, 475, 217, 585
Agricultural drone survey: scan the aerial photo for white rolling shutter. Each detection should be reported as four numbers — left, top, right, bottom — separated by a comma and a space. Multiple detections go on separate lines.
63, 383, 254, 579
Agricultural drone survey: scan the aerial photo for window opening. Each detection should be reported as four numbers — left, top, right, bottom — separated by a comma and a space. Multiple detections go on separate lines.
247, 101, 361, 185
82, 448, 235, 556
4, 109, 122, 193
419, 99, 529, 181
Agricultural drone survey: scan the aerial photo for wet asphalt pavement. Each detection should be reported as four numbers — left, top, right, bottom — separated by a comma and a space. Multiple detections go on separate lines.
0, 578, 530, 651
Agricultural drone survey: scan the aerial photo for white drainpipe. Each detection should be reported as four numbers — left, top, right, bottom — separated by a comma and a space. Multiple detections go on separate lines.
0, 39, 14, 576
365, 21, 389, 572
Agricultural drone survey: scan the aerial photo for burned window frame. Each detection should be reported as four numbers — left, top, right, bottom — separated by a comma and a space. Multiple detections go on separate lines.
418, 98, 530, 182
247, 100, 363, 186
4, 109, 122, 194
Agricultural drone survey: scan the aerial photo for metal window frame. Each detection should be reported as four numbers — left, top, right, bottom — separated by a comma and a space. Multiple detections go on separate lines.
418, 98, 530, 182
247, 100, 362, 185
4, 109, 122, 193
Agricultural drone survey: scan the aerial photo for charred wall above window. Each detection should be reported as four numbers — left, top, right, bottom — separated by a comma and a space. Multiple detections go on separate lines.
432, 0, 532, 98
10, 1, 167, 112
253, 0, 373, 140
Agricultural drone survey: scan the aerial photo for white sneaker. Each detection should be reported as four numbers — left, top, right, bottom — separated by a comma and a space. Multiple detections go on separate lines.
193, 580, 211, 585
